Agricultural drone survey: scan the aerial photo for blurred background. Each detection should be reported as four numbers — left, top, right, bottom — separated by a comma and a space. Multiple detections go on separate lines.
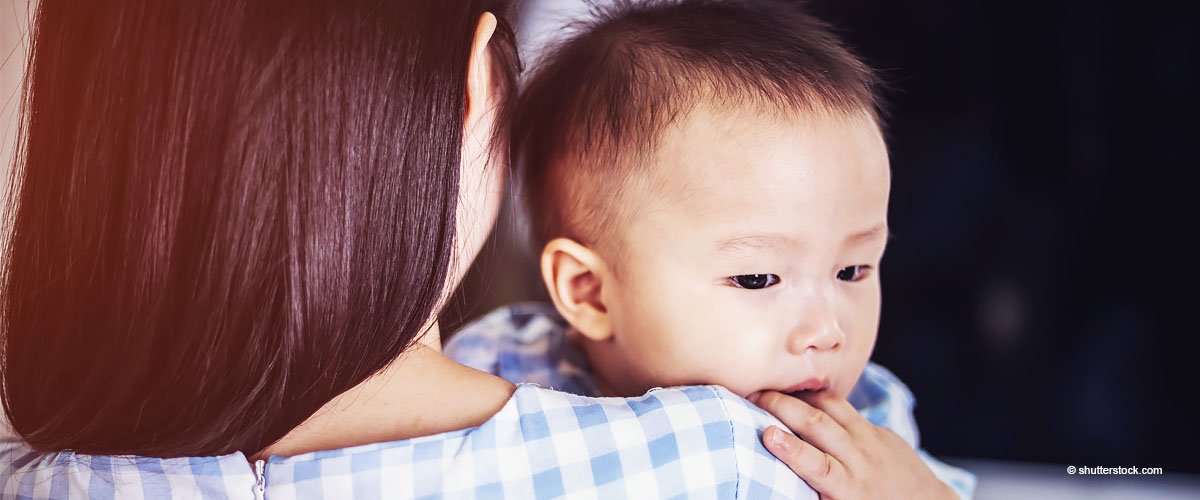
438, 0, 1200, 495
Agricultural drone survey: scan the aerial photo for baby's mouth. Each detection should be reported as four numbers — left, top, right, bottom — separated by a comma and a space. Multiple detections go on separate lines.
746, 379, 832, 404
782, 378, 831, 397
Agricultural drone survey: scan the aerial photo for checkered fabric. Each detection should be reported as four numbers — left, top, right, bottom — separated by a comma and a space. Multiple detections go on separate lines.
1, 303, 974, 499
4, 384, 823, 499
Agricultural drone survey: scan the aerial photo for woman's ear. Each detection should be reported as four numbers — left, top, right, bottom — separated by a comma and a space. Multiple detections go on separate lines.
540, 238, 614, 342
465, 13, 498, 128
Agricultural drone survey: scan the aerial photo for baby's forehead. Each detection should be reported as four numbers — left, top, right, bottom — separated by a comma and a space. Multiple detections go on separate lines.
595, 104, 888, 251
658, 102, 880, 152
635, 104, 887, 194
560, 104, 887, 262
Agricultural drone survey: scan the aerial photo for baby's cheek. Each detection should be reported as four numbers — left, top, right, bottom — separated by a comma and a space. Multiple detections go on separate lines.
835, 341, 875, 398
618, 325, 697, 380
693, 341, 773, 395
624, 294, 765, 390
639, 336, 727, 387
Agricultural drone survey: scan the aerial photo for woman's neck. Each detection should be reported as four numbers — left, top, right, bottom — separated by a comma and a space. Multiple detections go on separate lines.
253, 322, 516, 461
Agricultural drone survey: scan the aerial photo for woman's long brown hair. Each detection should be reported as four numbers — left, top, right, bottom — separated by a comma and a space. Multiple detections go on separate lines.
1, 0, 518, 457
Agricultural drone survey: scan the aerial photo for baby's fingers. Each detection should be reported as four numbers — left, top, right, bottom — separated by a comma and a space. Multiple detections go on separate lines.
796, 390, 870, 434
755, 391, 858, 461
763, 425, 849, 496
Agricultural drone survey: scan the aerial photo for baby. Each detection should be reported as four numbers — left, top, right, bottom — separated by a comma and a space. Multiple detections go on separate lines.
447, 0, 974, 497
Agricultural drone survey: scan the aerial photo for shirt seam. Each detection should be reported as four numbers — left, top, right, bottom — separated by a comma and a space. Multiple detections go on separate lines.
712, 386, 742, 500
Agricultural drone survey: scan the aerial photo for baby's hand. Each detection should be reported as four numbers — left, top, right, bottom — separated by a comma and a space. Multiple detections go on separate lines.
751, 390, 956, 500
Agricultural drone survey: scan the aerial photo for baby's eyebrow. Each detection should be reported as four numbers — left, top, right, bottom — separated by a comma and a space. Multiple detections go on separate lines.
715, 224, 891, 253
715, 233, 799, 253
844, 224, 891, 246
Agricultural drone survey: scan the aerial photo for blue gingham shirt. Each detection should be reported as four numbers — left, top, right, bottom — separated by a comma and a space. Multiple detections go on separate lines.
446, 303, 976, 499
4, 383, 829, 500
1, 305, 974, 499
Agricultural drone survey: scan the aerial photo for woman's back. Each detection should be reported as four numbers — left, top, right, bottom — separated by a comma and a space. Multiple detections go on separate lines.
3, 386, 816, 499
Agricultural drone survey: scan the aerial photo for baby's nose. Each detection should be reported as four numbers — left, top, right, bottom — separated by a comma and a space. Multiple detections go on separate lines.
785, 304, 844, 355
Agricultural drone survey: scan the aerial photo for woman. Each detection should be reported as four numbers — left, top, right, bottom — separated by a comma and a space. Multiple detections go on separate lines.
1, 1, 949, 498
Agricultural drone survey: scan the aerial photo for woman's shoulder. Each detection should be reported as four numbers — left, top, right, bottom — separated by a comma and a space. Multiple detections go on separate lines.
0, 436, 258, 499
1, 386, 817, 499
491, 384, 817, 499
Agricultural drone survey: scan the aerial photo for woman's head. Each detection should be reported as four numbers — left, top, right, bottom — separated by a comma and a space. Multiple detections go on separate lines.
0, 0, 518, 457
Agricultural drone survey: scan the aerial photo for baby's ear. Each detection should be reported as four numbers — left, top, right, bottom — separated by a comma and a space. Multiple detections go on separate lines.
540, 238, 613, 342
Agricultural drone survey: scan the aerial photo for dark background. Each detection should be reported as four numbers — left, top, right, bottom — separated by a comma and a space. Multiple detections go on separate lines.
443, 0, 1200, 474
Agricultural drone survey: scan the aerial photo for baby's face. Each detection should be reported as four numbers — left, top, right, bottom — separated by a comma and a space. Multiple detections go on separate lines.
598, 105, 890, 400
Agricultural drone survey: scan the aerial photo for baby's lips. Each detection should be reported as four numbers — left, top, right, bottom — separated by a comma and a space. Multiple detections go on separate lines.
781, 377, 831, 394
746, 377, 832, 405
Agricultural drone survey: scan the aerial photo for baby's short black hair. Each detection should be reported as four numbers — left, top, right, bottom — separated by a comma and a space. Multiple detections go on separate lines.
514, 0, 880, 252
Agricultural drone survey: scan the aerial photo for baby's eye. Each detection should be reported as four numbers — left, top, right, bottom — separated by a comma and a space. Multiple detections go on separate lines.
728, 274, 780, 290
836, 265, 871, 282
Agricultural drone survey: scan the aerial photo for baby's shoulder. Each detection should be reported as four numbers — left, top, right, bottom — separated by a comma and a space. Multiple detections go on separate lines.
447, 302, 568, 345
444, 303, 587, 390
443, 303, 567, 363
854, 362, 916, 404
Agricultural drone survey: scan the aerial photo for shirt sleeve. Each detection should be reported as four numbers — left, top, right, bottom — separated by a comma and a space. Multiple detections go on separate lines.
856, 363, 977, 499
